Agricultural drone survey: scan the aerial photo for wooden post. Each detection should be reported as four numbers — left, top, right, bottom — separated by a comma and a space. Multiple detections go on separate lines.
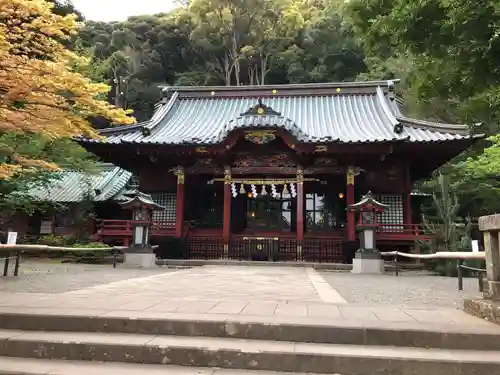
3, 256, 9, 276
347, 166, 356, 241
457, 259, 464, 291
405, 166, 412, 225
223, 166, 231, 257
296, 166, 304, 241
296, 166, 304, 260
14, 251, 20, 276
174, 167, 185, 238
478, 214, 500, 299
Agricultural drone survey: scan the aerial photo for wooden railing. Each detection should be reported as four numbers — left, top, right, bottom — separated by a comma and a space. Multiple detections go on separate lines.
184, 237, 344, 263
376, 224, 435, 240
96, 219, 176, 237
95, 219, 434, 244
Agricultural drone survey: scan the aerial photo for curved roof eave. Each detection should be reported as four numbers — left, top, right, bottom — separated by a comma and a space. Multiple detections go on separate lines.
97, 92, 179, 138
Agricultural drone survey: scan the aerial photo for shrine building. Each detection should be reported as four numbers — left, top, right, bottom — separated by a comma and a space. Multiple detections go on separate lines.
80, 81, 478, 262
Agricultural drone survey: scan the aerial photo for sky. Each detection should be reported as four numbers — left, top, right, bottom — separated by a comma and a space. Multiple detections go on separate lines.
72, 0, 177, 22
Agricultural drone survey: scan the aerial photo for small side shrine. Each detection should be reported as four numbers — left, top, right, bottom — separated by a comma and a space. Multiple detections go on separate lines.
119, 188, 165, 268
349, 191, 389, 274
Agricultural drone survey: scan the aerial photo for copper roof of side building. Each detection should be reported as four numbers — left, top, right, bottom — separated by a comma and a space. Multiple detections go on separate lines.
28, 164, 133, 203
87, 81, 478, 145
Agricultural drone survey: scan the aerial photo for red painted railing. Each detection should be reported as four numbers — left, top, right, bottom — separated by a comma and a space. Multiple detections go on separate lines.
95, 219, 434, 244
376, 224, 434, 240
96, 219, 176, 238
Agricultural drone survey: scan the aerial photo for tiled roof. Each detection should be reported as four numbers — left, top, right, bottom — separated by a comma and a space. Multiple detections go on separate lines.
92, 81, 474, 145
28, 164, 132, 203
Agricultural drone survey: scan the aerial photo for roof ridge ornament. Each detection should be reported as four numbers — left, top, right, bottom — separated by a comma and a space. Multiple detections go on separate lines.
240, 98, 282, 117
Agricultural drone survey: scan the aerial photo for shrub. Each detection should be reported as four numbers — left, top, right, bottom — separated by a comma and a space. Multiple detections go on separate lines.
71, 242, 109, 249
38, 234, 76, 247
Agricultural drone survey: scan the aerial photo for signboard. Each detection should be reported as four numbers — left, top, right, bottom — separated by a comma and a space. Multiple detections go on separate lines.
7, 232, 18, 245
471, 240, 479, 253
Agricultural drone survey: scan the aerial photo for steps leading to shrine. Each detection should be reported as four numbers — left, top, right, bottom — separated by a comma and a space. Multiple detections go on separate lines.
0, 311, 499, 351
0, 357, 342, 375
0, 357, 401, 375
1, 311, 500, 374
0, 329, 498, 374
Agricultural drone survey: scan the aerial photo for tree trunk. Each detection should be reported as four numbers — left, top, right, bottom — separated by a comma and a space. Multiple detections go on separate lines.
259, 54, 270, 86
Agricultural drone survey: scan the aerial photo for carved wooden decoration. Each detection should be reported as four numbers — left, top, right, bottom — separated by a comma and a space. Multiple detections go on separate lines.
232, 152, 296, 174
234, 152, 295, 168
244, 130, 276, 144
185, 159, 223, 174
195, 147, 208, 153
314, 157, 338, 165
240, 99, 281, 117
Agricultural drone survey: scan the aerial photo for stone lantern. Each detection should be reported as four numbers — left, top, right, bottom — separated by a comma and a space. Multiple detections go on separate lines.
119, 189, 164, 268
348, 191, 388, 274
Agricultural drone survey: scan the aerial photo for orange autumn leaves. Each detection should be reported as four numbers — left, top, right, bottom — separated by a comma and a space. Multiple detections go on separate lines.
0, 0, 134, 179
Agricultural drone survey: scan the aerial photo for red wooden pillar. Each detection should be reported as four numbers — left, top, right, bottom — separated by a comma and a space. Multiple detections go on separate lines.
404, 166, 412, 225
222, 167, 231, 255
296, 167, 304, 242
347, 167, 356, 241
174, 167, 185, 238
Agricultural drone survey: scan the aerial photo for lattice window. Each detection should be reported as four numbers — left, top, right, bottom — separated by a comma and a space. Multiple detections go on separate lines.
150, 192, 177, 224
377, 194, 403, 230
40, 218, 54, 234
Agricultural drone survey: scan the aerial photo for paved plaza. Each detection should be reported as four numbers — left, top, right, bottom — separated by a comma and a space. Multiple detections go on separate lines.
0, 261, 490, 328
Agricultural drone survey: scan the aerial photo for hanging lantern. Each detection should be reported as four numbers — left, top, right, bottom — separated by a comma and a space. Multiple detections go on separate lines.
239, 183, 246, 194
261, 185, 267, 196
283, 184, 289, 195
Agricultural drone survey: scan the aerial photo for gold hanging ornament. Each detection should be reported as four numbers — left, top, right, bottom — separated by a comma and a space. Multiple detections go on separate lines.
261, 185, 268, 196
283, 183, 289, 195
239, 183, 246, 194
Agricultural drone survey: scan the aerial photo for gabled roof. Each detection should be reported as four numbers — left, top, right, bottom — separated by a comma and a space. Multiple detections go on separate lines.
28, 164, 133, 203
90, 81, 475, 146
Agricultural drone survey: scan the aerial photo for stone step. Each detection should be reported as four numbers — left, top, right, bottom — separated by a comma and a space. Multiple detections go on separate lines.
0, 310, 499, 351
0, 357, 317, 375
0, 329, 499, 375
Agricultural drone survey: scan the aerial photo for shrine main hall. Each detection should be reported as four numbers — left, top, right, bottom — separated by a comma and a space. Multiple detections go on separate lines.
80, 80, 477, 262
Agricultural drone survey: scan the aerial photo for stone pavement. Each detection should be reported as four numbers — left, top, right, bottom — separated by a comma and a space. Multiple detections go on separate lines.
0, 264, 494, 328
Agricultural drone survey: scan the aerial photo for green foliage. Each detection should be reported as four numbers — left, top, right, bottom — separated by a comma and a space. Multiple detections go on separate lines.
37, 234, 108, 248
344, 0, 500, 220
73, 0, 366, 119
71, 242, 110, 249
421, 173, 461, 252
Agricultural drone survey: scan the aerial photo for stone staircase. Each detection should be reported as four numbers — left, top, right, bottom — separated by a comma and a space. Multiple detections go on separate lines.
0, 311, 499, 374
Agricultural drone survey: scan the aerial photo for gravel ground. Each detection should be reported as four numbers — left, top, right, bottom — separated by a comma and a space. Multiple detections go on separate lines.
0, 261, 177, 294
0, 261, 483, 308
319, 270, 483, 309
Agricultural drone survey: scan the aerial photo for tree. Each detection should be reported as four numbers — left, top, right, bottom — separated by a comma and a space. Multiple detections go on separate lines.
421, 173, 461, 253
279, 1, 366, 84
0, 0, 134, 179
345, 0, 500, 218
186, 0, 254, 85
240, 0, 304, 85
